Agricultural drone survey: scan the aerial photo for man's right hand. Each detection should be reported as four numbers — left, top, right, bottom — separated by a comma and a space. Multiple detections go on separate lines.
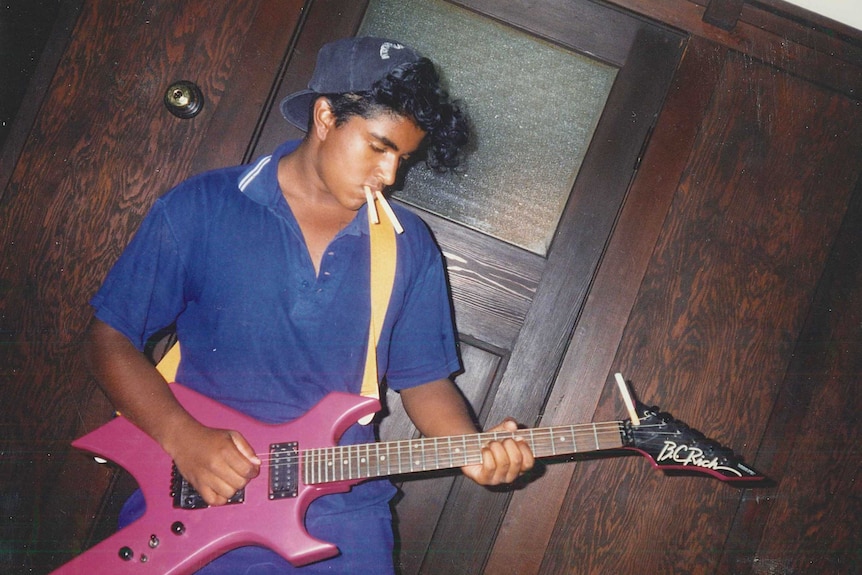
86, 319, 261, 507
165, 419, 261, 506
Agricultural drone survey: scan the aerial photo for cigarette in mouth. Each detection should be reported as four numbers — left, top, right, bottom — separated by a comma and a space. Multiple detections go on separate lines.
364, 186, 379, 224
375, 191, 404, 234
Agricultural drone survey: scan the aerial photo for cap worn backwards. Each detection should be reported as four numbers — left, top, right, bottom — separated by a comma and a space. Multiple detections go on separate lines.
280, 36, 422, 131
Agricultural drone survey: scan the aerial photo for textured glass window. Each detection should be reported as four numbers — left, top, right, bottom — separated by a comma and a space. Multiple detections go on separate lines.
360, 0, 617, 255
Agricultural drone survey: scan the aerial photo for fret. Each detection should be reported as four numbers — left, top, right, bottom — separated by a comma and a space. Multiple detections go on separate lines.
592, 423, 600, 451
362, 443, 369, 478
417, 440, 424, 470
408, 439, 414, 472
414, 440, 424, 471
334, 447, 343, 481
321, 447, 329, 483
462, 434, 468, 466
446, 437, 455, 467
433, 436, 439, 470
524, 428, 536, 456
374, 442, 381, 478
319, 448, 325, 483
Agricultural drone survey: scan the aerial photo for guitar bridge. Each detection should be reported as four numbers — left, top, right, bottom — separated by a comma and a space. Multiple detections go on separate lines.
171, 464, 245, 509
269, 442, 299, 500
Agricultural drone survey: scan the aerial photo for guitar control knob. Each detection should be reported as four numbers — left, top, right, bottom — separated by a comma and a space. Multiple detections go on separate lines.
149, 534, 159, 548
171, 521, 186, 535
118, 546, 134, 561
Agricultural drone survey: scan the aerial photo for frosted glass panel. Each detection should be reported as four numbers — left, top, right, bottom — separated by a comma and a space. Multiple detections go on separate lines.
360, 0, 617, 255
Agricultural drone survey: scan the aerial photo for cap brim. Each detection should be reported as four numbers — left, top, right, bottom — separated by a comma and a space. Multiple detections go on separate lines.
280, 90, 318, 132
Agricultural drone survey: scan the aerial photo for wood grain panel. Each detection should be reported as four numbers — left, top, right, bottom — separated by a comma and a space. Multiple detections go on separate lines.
250, 0, 372, 157
603, 0, 862, 98
0, 1, 302, 571
539, 48, 862, 575
452, 0, 642, 66
719, 179, 862, 574
420, 209, 544, 350
486, 35, 726, 575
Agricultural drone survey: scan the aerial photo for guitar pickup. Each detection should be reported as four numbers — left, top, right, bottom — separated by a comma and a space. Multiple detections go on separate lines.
269, 442, 299, 500
171, 464, 245, 509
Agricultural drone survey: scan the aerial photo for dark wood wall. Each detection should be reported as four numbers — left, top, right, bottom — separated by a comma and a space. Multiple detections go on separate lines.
1, 1, 860, 574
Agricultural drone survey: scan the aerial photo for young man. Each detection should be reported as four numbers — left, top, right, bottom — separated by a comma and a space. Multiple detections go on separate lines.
86, 37, 533, 573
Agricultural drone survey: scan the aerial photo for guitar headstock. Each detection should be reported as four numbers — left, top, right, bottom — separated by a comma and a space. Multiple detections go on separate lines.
622, 402, 766, 483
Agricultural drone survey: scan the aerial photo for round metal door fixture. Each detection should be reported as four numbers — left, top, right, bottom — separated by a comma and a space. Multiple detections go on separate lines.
164, 80, 204, 119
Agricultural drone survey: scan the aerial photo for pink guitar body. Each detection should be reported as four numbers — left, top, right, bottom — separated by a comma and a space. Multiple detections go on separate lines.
54, 384, 380, 574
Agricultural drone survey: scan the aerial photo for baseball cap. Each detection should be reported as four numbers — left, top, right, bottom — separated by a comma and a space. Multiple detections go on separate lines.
280, 36, 423, 131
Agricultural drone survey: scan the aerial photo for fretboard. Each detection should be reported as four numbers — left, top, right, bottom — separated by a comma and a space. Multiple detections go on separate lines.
302, 421, 625, 485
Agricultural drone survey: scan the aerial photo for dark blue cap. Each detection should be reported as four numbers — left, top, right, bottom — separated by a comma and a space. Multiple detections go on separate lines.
280, 37, 422, 131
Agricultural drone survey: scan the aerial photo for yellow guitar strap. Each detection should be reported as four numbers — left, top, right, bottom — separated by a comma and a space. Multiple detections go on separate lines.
156, 204, 398, 423
356, 202, 397, 423
155, 337, 181, 382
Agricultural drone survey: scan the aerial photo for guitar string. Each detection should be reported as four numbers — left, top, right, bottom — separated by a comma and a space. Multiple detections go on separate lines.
251, 422, 627, 462
245, 421, 678, 467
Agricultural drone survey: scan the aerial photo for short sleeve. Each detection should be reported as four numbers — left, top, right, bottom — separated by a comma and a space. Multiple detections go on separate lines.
89, 199, 191, 351
383, 230, 461, 390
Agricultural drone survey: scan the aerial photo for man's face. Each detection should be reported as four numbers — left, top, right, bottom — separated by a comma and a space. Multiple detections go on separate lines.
317, 109, 426, 211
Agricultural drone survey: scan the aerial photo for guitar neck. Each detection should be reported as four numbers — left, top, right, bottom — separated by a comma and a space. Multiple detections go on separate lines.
303, 421, 626, 485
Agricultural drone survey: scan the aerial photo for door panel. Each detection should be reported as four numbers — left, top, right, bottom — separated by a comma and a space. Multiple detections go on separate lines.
245, 1, 683, 572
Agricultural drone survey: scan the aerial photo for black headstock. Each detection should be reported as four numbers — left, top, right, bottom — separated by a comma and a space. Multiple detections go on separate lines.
622, 402, 765, 482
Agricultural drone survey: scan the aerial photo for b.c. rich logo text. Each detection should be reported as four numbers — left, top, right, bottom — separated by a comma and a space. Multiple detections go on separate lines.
656, 441, 743, 476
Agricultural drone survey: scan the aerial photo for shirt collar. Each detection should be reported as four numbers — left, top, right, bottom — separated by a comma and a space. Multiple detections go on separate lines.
237, 139, 299, 205
237, 139, 367, 237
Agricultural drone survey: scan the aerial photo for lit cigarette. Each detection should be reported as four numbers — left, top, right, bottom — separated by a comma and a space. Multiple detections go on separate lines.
375, 191, 404, 234
364, 186, 379, 224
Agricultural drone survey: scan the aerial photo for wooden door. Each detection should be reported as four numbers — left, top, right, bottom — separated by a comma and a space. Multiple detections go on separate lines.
249, 1, 683, 573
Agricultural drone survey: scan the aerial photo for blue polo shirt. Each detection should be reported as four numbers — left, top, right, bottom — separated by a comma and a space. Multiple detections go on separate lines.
91, 140, 461, 515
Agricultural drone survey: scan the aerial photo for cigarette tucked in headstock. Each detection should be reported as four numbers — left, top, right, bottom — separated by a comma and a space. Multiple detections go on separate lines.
614, 373, 766, 483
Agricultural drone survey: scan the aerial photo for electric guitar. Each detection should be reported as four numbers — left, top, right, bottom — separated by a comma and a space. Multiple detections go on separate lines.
51, 383, 764, 574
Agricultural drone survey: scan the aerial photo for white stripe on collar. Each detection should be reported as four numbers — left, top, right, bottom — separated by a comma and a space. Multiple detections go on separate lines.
238, 155, 272, 192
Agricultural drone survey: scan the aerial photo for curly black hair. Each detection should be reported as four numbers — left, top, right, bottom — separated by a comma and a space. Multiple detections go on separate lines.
317, 58, 470, 172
